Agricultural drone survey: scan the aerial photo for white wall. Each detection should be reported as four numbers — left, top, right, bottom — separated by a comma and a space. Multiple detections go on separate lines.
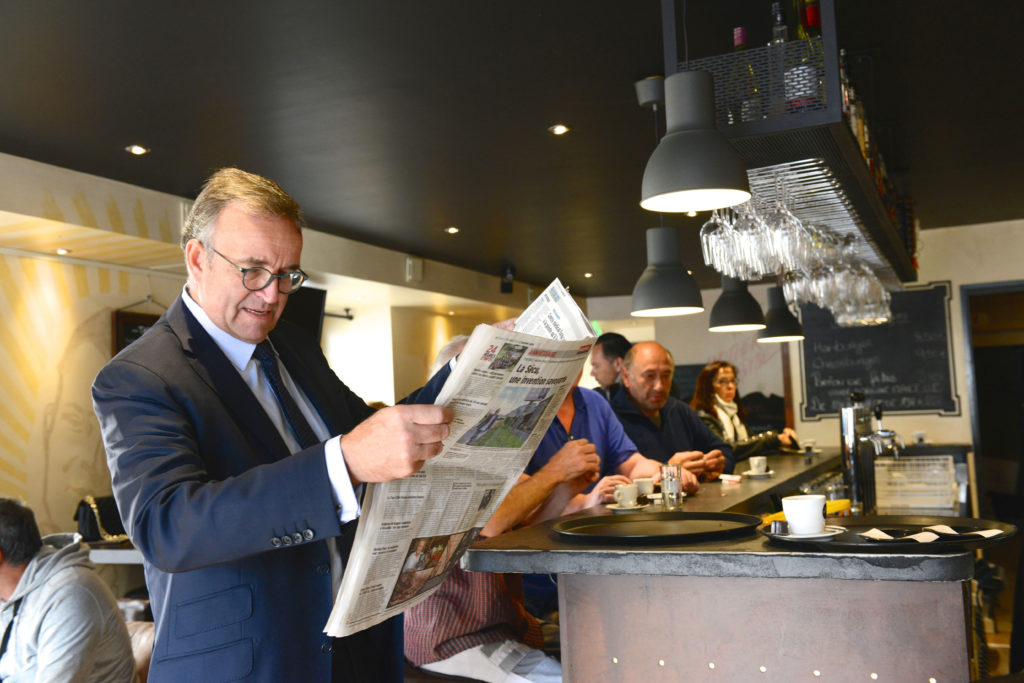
322, 307, 395, 405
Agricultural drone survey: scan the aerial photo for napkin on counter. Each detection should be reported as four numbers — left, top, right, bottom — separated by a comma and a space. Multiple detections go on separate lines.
858, 524, 1003, 542
859, 528, 939, 543
924, 524, 1003, 538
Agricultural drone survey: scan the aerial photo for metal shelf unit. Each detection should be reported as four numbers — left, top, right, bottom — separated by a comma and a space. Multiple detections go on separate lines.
687, 0, 916, 285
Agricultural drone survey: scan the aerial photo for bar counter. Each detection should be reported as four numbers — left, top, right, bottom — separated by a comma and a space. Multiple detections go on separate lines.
464, 450, 976, 681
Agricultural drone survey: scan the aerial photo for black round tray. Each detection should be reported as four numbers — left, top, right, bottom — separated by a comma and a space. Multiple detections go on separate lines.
551, 511, 761, 545
759, 514, 1017, 553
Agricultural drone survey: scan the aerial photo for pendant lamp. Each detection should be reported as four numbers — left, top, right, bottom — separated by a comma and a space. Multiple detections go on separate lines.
708, 275, 765, 332
640, 70, 751, 214
631, 226, 704, 317
757, 286, 805, 343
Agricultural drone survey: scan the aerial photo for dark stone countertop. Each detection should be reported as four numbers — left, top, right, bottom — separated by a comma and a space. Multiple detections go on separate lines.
464, 450, 976, 582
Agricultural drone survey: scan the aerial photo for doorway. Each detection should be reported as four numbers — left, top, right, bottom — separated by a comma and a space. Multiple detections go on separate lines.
963, 282, 1024, 676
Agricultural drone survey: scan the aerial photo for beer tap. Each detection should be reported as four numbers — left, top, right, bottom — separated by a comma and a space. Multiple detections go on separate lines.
865, 403, 904, 459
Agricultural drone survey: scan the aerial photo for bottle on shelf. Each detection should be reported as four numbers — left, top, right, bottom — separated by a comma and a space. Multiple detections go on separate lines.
839, 48, 852, 118
767, 1, 789, 115
785, 0, 824, 113
769, 0, 788, 46
726, 26, 762, 124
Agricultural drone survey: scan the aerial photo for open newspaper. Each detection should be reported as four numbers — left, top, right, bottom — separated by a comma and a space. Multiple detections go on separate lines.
325, 279, 595, 637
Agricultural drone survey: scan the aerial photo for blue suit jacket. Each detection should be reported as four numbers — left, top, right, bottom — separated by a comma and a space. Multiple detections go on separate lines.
92, 296, 448, 682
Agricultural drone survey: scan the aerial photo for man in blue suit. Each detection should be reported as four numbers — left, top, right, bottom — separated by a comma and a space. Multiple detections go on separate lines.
92, 168, 453, 681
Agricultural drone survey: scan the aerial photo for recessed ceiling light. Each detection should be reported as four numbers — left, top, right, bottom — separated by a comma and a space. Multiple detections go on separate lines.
55, 248, 70, 255
584, 272, 593, 278
448, 311, 454, 316
125, 144, 150, 156
547, 124, 570, 136
444, 226, 459, 234
687, 210, 698, 217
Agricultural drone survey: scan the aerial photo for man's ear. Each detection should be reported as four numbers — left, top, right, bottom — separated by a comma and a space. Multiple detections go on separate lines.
184, 239, 205, 279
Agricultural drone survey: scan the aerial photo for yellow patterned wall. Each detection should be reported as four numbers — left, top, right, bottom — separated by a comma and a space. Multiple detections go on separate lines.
0, 252, 182, 534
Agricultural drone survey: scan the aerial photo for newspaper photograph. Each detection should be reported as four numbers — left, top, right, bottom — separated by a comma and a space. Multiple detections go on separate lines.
325, 279, 595, 637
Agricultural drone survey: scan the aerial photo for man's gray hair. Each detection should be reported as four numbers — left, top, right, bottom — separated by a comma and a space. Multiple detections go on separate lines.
181, 167, 305, 250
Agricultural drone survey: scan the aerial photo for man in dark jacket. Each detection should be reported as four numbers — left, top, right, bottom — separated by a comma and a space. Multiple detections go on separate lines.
610, 342, 735, 479
92, 168, 452, 682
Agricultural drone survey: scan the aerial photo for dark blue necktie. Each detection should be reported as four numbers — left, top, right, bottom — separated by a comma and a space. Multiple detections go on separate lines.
253, 341, 319, 450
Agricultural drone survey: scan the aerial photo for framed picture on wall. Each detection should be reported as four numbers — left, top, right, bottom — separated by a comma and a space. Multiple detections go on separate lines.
112, 311, 160, 355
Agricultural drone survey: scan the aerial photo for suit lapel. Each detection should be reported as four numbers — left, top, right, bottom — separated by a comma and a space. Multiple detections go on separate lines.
165, 297, 292, 462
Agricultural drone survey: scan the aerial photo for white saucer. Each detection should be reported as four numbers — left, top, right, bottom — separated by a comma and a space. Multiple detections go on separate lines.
772, 525, 845, 541
742, 470, 774, 479
606, 503, 651, 513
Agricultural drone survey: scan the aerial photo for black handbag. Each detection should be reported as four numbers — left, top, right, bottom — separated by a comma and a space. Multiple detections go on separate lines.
73, 495, 128, 542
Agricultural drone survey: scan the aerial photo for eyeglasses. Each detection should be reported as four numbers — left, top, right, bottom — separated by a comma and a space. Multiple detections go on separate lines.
209, 247, 308, 293
714, 378, 738, 386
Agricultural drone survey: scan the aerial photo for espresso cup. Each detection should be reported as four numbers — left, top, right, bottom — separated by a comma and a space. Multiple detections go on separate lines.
749, 456, 768, 474
803, 438, 817, 453
782, 494, 826, 535
613, 483, 639, 508
635, 478, 655, 497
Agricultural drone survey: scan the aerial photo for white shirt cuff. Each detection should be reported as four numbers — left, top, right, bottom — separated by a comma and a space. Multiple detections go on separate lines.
324, 435, 361, 523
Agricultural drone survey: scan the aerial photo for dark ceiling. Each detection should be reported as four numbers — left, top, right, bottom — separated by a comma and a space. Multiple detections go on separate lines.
1, 1, 1021, 298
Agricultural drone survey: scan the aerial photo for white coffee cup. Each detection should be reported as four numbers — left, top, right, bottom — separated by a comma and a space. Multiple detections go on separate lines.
634, 478, 655, 497
613, 483, 639, 508
749, 456, 768, 474
782, 494, 826, 535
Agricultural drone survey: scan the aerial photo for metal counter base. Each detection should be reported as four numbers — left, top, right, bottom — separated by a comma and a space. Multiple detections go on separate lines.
557, 573, 968, 682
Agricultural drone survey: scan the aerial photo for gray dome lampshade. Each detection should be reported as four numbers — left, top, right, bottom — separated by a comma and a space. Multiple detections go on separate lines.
757, 285, 805, 343
631, 226, 704, 317
708, 275, 765, 332
640, 70, 751, 214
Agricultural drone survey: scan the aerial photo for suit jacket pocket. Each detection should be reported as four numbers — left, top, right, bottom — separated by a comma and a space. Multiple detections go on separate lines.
153, 638, 253, 681
175, 585, 253, 638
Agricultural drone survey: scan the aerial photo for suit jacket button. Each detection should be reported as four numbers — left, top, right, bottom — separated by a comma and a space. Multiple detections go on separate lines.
303, 528, 314, 540
321, 641, 333, 654
292, 532, 303, 544
316, 564, 330, 575
282, 535, 293, 545
271, 536, 282, 547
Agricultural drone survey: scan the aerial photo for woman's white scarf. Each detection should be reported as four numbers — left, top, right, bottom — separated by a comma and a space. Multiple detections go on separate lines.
714, 394, 749, 444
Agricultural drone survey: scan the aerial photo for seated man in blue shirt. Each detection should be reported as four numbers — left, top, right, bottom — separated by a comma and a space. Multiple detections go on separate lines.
525, 374, 698, 507
521, 373, 700, 620
611, 341, 735, 480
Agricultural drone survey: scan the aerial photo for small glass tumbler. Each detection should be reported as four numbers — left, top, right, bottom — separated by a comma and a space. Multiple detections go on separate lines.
660, 464, 684, 512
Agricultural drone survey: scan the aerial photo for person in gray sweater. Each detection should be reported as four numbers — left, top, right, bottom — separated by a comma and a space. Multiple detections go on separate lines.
0, 498, 135, 682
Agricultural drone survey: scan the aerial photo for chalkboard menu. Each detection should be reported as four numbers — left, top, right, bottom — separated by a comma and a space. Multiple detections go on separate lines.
799, 281, 960, 419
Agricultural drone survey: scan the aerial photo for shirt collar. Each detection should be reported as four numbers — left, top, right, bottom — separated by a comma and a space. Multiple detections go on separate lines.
181, 286, 259, 372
